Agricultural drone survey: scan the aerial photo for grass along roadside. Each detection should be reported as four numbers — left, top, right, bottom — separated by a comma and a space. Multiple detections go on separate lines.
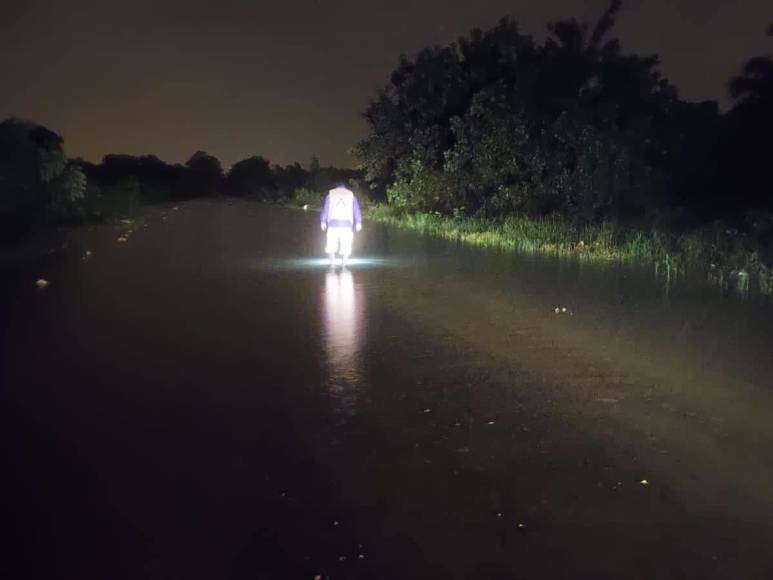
365, 204, 773, 296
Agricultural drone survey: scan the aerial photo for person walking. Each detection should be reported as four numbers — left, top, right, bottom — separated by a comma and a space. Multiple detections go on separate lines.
320, 183, 362, 267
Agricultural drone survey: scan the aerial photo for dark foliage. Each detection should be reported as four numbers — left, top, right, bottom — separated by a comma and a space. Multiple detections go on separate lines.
0, 119, 84, 239
355, 4, 773, 235
226, 156, 274, 198
272, 162, 309, 199
180, 151, 224, 199
0, 120, 360, 242
717, 26, 773, 221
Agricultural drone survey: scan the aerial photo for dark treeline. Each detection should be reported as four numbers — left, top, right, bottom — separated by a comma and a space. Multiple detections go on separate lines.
355, 2, 773, 240
3, 1, 771, 252
0, 120, 355, 243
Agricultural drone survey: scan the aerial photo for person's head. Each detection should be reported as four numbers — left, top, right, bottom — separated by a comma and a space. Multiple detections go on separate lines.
335, 181, 348, 190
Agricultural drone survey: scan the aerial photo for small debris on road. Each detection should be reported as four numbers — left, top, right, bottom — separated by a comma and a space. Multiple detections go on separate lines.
456, 446, 470, 453
423, 408, 431, 413
117, 236, 128, 243
35, 278, 49, 289
596, 398, 619, 404
640, 479, 649, 486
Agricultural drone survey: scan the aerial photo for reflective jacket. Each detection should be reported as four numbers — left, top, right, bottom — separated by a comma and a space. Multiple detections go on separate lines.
320, 187, 362, 229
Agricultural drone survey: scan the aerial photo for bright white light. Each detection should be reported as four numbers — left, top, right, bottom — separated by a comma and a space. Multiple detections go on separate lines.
323, 268, 365, 418
325, 269, 357, 356
257, 257, 397, 271
325, 226, 354, 259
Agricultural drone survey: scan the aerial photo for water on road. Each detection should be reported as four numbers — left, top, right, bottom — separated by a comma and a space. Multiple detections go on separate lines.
3, 200, 773, 579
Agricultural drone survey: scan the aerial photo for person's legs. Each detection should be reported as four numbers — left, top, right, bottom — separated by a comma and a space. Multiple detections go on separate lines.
339, 232, 352, 266
339, 229, 354, 263
325, 228, 339, 265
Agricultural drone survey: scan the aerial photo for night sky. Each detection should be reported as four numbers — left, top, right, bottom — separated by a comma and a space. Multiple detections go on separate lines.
1, 0, 770, 168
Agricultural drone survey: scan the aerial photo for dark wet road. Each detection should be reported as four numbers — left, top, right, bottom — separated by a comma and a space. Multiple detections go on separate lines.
3, 200, 773, 579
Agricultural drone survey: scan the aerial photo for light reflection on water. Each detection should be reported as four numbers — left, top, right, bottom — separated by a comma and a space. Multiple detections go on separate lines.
322, 268, 365, 418
259, 257, 399, 272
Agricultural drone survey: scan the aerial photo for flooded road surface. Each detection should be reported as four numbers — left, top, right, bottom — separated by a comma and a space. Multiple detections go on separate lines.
3, 200, 773, 579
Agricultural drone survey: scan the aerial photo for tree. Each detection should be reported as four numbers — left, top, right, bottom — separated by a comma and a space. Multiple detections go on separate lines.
95, 154, 183, 203
308, 155, 322, 190
729, 57, 773, 108
309, 155, 321, 174
272, 162, 309, 199
0, 118, 69, 238
180, 151, 223, 198
722, 25, 773, 213
47, 163, 87, 220
356, 1, 688, 221
226, 156, 274, 198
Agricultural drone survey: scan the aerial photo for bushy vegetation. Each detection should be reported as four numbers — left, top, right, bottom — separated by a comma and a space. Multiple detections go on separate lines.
356, 2, 773, 292
0, 119, 86, 241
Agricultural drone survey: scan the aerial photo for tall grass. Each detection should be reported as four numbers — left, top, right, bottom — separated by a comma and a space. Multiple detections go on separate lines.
366, 205, 773, 295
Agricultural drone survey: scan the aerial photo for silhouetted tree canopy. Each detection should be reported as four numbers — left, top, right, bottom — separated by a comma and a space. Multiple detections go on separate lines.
0, 119, 84, 238
90, 154, 185, 203
355, 1, 749, 224
226, 155, 274, 197
272, 162, 309, 199
0, 116, 363, 242
719, 26, 773, 215
181, 151, 224, 198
